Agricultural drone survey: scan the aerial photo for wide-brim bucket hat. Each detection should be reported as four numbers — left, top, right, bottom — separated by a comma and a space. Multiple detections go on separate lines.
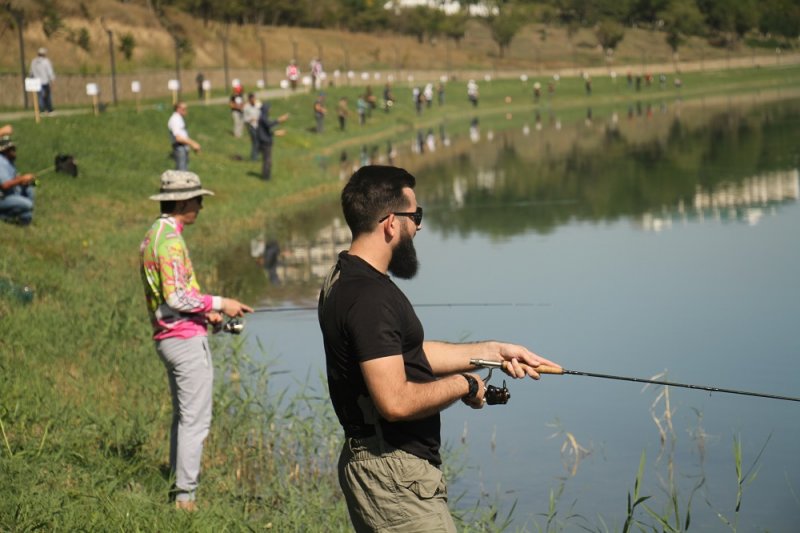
149, 170, 215, 201
0, 135, 15, 153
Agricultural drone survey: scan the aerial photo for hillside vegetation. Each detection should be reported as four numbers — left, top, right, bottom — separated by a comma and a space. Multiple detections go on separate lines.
2, 0, 796, 78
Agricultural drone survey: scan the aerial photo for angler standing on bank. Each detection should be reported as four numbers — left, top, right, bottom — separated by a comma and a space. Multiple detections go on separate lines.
140, 170, 252, 510
317, 165, 561, 532
167, 102, 201, 171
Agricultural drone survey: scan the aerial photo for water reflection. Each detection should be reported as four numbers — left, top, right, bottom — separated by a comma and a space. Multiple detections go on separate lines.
638, 169, 799, 231
239, 96, 800, 304
414, 97, 800, 239
248, 213, 351, 304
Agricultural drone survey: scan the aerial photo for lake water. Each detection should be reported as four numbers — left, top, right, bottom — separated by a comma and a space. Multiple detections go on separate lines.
240, 92, 800, 531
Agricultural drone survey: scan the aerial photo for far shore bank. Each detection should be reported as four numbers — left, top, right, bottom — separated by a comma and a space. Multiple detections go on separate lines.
2, 52, 798, 114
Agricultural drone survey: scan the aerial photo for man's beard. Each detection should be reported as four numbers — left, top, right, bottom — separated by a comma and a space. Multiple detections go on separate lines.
388, 228, 419, 279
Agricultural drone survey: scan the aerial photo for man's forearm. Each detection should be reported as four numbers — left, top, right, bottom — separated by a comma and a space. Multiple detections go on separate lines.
424, 340, 500, 375
370, 371, 469, 421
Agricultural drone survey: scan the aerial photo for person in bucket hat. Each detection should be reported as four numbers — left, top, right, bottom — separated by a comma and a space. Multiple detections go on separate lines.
140, 170, 252, 510
0, 135, 37, 226
148, 169, 215, 201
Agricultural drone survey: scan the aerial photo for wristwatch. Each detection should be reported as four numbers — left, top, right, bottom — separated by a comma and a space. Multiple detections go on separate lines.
461, 373, 479, 400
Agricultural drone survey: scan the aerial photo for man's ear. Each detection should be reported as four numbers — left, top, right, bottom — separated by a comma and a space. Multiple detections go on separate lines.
381, 214, 396, 241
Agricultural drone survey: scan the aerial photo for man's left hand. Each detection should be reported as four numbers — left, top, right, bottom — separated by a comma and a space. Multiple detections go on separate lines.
494, 342, 562, 380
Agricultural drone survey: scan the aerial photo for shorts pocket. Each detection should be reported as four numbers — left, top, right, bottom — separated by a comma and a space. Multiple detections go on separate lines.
397, 455, 444, 499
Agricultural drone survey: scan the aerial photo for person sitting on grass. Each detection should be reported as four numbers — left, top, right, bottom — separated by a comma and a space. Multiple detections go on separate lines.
0, 135, 36, 226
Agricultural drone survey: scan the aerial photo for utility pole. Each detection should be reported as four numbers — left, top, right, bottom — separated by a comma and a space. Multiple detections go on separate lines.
221, 23, 230, 92
174, 37, 182, 99
101, 17, 118, 105
260, 36, 267, 87
7, 6, 28, 109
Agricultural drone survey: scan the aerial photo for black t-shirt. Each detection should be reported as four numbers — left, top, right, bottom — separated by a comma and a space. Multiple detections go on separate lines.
318, 251, 441, 465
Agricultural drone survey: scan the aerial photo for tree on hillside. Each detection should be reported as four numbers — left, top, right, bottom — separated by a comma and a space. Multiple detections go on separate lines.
659, 0, 704, 65
424, 6, 447, 43
595, 19, 625, 54
394, 6, 433, 43
626, 0, 670, 26
697, 0, 758, 46
118, 33, 136, 61
178, 0, 217, 27
442, 10, 469, 47
594, 0, 634, 23
341, 0, 391, 33
487, 3, 528, 58
37, 0, 63, 38
758, 0, 800, 41
555, 0, 598, 26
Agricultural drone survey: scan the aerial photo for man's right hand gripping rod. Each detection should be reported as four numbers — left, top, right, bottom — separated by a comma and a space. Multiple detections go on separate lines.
470, 358, 564, 406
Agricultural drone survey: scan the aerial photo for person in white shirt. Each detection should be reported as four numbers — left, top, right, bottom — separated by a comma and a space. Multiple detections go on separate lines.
167, 102, 201, 171
30, 48, 56, 113
243, 93, 262, 161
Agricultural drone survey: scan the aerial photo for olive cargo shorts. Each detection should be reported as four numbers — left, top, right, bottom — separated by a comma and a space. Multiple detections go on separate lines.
338, 436, 457, 533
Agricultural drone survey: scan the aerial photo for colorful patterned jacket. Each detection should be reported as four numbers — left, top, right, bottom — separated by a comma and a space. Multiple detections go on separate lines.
140, 215, 221, 340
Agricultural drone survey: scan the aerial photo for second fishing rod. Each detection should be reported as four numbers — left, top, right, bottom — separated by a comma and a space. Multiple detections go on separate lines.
469, 359, 800, 404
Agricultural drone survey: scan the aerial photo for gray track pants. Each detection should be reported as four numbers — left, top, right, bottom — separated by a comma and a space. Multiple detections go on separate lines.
156, 335, 213, 502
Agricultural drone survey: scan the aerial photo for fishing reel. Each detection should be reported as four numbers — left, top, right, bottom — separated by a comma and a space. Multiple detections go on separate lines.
223, 318, 245, 335
214, 318, 245, 335
483, 369, 511, 405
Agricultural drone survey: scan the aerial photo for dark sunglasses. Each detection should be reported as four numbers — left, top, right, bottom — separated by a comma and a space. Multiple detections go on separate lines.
379, 206, 423, 226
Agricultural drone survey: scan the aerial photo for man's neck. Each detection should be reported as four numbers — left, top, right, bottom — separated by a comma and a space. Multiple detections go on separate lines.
348, 236, 390, 275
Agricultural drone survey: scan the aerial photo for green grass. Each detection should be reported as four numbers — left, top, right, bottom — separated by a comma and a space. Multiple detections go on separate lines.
1, 63, 799, 530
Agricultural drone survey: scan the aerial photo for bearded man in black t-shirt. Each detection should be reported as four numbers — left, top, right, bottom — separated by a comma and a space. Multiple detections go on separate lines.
318, 165, 560, 533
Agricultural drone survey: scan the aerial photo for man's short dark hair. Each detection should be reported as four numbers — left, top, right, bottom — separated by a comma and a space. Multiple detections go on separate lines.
341, 165, 416, 237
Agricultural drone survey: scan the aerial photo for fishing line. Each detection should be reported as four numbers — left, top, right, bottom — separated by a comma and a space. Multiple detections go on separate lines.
470, 359, 800, 403
221, 303, 545, 335
424, 200, 578, 209
251, 302, 543, 313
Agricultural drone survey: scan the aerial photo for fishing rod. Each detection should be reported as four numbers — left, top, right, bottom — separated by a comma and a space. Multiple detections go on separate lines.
249, 302, 543, 313
470, 359, 800, 403
218, 303, 543, 336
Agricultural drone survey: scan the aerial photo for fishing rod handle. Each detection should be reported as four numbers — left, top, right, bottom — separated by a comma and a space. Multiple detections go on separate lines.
469, 358, 564, 375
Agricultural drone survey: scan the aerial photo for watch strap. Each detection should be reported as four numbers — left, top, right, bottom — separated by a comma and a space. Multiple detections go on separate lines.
460, 373, 479, 400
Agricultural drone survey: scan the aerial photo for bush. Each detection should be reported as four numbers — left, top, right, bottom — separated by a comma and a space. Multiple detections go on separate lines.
119, 33, 136, 61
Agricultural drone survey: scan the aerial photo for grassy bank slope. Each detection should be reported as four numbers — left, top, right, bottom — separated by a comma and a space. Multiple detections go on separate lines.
1, 64, 799, 530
